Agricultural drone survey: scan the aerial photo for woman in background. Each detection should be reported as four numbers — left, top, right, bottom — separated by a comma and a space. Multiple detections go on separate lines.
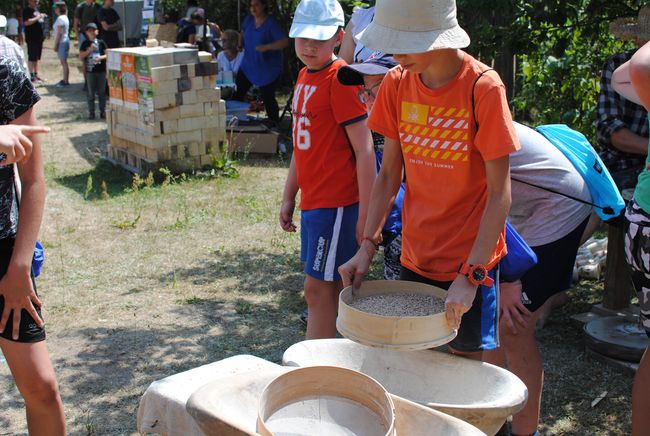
232, 0, 287, 124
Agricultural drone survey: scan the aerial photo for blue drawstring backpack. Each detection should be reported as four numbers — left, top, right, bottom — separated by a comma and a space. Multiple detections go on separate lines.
32, 241, 44, 278
500, 221, 538, 282
535, 124, 625, 221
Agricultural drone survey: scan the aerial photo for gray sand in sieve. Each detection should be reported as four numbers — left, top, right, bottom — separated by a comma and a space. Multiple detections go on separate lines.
350, 293, 445, 317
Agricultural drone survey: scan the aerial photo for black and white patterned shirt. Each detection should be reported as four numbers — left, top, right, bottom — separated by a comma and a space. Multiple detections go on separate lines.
597, 51, 649, 176
0, 56, 40, 240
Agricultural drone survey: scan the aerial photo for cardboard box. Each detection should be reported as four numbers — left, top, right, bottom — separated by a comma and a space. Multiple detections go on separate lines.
227, 127, 278, 154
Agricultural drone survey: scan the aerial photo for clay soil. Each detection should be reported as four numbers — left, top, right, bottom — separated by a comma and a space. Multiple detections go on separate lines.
0, 45, 633, 435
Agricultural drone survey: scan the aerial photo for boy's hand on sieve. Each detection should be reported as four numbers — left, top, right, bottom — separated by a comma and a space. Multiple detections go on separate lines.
339, 242, 375, 289
445, 275, 477, 330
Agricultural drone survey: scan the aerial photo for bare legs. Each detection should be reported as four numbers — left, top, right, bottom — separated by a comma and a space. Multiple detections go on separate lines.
0, 337, 66, 435
60, 59, 69, 84
633, 347, 650, 435
304, 275, 341, 339
484, 311, 543, 435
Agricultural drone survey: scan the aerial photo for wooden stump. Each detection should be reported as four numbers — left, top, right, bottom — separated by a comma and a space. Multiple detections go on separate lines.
603, 222, 633, 310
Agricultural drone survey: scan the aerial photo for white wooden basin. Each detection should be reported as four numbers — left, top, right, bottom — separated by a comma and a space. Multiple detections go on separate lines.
282, 339, 528, 435
185, 356, 484, 435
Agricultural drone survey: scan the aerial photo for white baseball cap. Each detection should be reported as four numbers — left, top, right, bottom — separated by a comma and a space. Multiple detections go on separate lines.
289, 0, 344, 41
0, 15, 7, 28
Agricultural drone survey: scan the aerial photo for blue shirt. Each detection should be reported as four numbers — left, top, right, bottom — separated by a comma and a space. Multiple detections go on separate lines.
240, 15, 285, 86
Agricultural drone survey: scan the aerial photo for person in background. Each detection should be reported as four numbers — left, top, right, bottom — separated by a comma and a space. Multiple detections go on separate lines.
336, 53, 404, 281
0, 30, 27, 72
22, 0, 46, 84
484, 122, 595, 436
53, 2, 70, 87
613, 39, 650, 436
216, 29, 243, 98
6, 13, 19, 41
74, 0, 99, 47
232, 0, 288, 124
0, 55, 66, 436
184, 0, 202, 20
339, 4, 375, 64
79, 22, 107, 120
176, 11, 199, 44
97, 0, 121, 49
15, 5, 24, 45
598, 7, 650, 191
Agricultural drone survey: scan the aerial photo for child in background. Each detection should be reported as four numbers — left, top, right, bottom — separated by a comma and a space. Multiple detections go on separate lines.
336, 53, 404, 280
79, 22, 107, 120
216, 29, 244, 98
53, 2, 70, 87
6, 14, 19, 41
279, 0, 376, 339
340, 0, 520, 356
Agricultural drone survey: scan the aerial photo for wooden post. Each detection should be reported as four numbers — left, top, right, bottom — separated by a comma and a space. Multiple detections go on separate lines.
603, 223, 633, 310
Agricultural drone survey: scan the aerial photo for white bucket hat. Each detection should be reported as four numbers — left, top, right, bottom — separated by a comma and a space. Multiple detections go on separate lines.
357, 0, 470, 54
289, 0, 344, 41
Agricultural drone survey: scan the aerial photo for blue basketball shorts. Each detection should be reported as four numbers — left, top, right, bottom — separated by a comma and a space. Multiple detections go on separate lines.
400, 265, 500, 352
300, 203, 359, 282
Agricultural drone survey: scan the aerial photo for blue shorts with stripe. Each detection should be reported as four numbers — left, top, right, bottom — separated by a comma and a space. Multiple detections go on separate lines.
400, 266, 500, 352
300, 203, 359, 282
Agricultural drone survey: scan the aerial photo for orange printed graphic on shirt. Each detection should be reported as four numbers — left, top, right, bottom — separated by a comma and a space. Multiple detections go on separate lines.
399, 103, 472, 162
401, 102, 428, 125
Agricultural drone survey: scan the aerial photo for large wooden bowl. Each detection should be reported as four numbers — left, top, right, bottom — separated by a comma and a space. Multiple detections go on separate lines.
337, 280, 456, 350
186, 356, 485, 435
283, 339, 528, 436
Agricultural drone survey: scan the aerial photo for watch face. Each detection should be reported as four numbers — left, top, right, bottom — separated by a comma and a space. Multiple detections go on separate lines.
471, 266, 486, 282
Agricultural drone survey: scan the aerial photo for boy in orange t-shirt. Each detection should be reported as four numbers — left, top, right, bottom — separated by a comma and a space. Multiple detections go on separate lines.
279, 0, 376, 339
340, 0, 520, 357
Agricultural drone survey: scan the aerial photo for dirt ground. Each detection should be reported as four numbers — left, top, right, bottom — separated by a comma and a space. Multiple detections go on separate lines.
0, 45, 636, 435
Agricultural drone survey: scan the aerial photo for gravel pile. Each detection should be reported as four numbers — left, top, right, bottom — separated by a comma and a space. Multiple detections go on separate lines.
350, 293, 445, 317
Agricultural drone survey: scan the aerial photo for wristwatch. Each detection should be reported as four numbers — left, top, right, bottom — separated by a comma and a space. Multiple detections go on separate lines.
458, 263, 494, 287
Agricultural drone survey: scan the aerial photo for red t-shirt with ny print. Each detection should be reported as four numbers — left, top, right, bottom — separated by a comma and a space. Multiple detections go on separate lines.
292, 59, 368, 210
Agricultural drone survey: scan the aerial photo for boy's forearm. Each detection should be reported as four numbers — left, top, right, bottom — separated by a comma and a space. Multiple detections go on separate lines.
363, 168, 399, 242
11, 110, 45, 273
467, 189, 510, 265
467, 157, 511, 266
282, 154, 299, 203
355, 145, 376, 223
11, 176, 45, 272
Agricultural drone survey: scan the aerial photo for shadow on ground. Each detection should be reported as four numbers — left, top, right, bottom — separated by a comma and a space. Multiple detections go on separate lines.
54, 159, 134, 199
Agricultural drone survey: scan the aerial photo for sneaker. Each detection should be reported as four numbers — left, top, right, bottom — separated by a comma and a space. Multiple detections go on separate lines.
88, 113, 96, 120
34, 76, 45, 83
55, 80, 69, 88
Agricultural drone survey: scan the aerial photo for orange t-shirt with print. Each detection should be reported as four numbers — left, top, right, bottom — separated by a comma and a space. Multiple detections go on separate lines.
368, 54, 520, 282
292, 59, 369, 211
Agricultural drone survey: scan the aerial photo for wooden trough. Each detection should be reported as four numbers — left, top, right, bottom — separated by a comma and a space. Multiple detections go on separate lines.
282, 339, 528, 436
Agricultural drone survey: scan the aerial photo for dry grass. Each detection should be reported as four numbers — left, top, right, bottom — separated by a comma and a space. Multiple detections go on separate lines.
0, 46, 634, 435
